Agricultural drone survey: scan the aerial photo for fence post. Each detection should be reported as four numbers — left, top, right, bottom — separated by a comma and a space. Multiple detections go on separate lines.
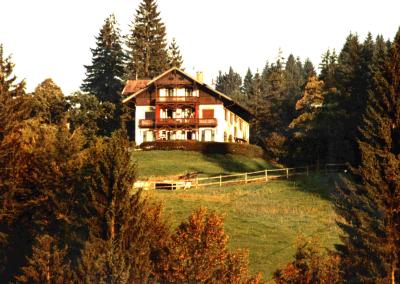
219, 175, 222, 187
286, 168, 289, 179
306, 166, 309, 176
245, 173, 248, 184
265, 170, 268, 182
195, 177, 198, 189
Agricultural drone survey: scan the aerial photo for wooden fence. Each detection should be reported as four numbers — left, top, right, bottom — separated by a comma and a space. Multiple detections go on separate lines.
141, 163, 347, 190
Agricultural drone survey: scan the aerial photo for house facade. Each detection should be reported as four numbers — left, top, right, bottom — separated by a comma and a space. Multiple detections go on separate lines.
122, 68, 252, 145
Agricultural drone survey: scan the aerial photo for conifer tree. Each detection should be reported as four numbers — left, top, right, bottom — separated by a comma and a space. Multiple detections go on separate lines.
167, 37, 184, 69
215, 67, 243, 103
0, 44, 27, 278
77, 132, 169, 282
82, 15, 124, 104
15, 234, 74, 283
242, 68, 253, 101
335, 28, 400, 283
303, 58, 316, 78
126, 0, 169, 79
82, 15, 124, 136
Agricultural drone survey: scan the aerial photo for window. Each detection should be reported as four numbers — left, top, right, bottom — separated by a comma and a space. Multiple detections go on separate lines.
202, 109, 214, 118
211, 130, 215, 141
185, 88, 193, 96
167, 88, 174, 96
230, 113, 234, 124
224, 132, 227, 142
145, 111, 155, 120
225, 109, 228, 121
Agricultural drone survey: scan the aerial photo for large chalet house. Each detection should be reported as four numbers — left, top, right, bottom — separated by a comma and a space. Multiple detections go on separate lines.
122, 67, 252, 145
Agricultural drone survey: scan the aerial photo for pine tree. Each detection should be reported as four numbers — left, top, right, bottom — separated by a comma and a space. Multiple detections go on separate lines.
335, 28, 400, 283
77, 132, 169, 282
0, 44, 27, 278
15, 234, 74, 283
82, 15, 124, 104
126, 0, 169, 79
168, 38, 183, 69
215, 67, 243, 103
303, 58, 316, 79
81, 15, 125, 135
242, 68, 253, 101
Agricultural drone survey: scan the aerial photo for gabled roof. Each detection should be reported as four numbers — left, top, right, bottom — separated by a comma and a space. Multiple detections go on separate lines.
122, 67, 254, 121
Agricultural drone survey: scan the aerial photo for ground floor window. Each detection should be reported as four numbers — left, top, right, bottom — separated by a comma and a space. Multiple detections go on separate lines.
201, 129, 215, 142
143, 130, 154, 142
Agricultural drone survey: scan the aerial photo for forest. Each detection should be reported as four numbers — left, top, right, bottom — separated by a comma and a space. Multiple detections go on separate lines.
1, 0, 400, 282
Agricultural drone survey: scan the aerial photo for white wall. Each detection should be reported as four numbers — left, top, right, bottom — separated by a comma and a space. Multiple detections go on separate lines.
198, 104, 224, 142
135, 106, 155, 145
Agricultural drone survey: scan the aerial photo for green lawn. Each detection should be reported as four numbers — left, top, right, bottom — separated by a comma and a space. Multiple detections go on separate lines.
133, 150, 273, 178
145, 174, 340, 280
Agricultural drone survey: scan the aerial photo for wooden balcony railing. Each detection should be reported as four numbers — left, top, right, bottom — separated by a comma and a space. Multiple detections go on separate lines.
139, 119, 155, 128
198, 118, 218, 127
156, 96, 198, 103
138, 118, 218, 128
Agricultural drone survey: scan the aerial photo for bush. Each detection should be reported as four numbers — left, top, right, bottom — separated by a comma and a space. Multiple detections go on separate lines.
139, 140, 264, 158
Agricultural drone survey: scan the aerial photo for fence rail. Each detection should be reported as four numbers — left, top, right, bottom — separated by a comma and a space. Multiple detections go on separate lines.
134, 163, 347, 191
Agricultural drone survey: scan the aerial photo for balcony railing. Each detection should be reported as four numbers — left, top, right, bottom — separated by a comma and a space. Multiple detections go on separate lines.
139, 119, 155, 128
138, 118, 218, 128
156, 96, 198, 103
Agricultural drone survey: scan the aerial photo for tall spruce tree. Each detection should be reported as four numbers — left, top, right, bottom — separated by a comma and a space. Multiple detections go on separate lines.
168, 38, 183, 69
242, 68, 253, 102
126, 0, 169, 79
335, 28, 400, 283
81, 15, 125, 135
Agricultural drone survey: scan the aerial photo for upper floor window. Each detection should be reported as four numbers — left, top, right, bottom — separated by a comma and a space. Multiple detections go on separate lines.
167, 88, 174, 96
185, 88, 193, 96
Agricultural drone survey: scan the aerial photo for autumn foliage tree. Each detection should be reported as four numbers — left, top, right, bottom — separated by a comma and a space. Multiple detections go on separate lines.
156, 208, 261, 283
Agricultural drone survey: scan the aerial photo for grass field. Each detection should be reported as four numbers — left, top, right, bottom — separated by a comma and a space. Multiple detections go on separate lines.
135, 150, 340, 280
145, 175, 340, 280
134, 150, 273, 178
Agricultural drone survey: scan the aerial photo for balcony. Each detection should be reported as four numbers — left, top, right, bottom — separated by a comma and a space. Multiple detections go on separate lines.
138, 118, 218, 128
139, 119, 155, 128
198, 118, 217, 127
156, 96, 198, 104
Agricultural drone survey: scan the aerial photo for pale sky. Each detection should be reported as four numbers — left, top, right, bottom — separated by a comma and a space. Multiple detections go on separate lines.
1, 0, 399, 95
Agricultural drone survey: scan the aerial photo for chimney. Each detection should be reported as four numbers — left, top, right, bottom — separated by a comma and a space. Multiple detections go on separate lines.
196, 71, 204, 83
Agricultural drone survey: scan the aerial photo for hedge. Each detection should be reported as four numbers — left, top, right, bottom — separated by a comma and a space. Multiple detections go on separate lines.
139, 140, 264, 158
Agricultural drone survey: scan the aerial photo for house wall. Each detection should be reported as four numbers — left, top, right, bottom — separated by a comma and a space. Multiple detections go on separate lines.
223, 108, 250, 142
198, 104, 224, 142
135, 106, 154, 145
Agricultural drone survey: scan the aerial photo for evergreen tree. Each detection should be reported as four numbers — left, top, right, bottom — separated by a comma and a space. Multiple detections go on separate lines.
16, 234, 74, 283
167, 37, 183, 69
77, 132, 169, 282
126, 0, 169, 79
215, 67, 243, 103
335, 28, 400, 283
0, 44, 27, 278
303, 58, 316, 78
319, 49, 339, 90
82, 15, 124, 104
81, 15, 125, 135
242, 68, 253, 100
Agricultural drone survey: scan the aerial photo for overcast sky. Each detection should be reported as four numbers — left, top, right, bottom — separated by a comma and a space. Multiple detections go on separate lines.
1, 0, 399, 94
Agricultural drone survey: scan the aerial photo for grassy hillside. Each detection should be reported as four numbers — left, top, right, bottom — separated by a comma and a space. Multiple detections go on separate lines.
136, 150, 340, 280
145, 176, 340, 280
134, 150, 273, 178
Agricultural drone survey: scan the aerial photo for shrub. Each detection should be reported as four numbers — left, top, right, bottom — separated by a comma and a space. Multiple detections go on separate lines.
139, 140, 264, 158
273, 240, 340, 284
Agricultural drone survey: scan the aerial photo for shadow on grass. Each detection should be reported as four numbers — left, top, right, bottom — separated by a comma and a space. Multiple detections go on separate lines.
288, 173, 341, 201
